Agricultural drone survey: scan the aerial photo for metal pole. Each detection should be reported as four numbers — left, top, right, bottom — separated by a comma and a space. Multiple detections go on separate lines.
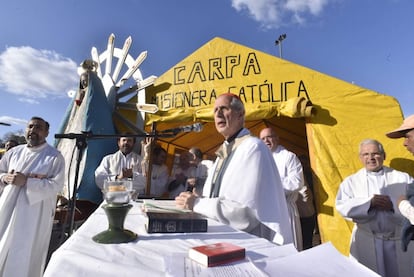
279, 42, 283, 59
275, 34, 287, 59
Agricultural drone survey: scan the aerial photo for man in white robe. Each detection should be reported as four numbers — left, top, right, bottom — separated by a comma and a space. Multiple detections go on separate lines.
141, 144, 169, 197
0, 116, 65, 277
176, 93, 293, 245
260, 127, 304, 250
95, 136, 145, 194
336, 139, 414, 277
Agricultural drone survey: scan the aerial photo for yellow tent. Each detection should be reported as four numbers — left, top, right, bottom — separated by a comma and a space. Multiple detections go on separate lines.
125, 37, 413, 255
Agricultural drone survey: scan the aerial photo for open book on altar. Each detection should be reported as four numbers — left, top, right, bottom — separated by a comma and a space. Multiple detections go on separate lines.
142, 200, 208, 233
142, 199, 193, 213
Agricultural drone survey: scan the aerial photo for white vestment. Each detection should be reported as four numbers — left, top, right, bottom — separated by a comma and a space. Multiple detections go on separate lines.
0, 143, 65, 277
336, 166, 414, 277
271, 145, 304, 250
95, 150, 145, 193
147, 164, 169, 197
194, 128, 293, 245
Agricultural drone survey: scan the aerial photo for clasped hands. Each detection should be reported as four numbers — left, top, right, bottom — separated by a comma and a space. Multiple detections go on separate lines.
117, 168, 133, 180
2, 170, 27, 187
370, 194, 394, 212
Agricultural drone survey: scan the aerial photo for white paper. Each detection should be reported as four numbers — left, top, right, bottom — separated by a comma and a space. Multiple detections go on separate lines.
263, 242, 380, 277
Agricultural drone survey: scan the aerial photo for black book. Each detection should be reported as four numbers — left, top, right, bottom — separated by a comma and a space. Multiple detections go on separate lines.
145, 211, 208, 233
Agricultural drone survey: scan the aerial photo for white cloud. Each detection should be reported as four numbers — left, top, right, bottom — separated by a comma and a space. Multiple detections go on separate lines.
0, 115, 27, 128
231, 0, 330, 29
0, 46, 78, 101
18, 97, 40, 104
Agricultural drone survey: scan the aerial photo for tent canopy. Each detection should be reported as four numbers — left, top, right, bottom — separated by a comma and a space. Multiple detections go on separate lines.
120, 37, 413, 255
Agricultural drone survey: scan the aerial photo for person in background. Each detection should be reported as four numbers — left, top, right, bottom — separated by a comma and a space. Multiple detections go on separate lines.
0, 139, 18, 159
188, 147, 212, 195
386, 114, 414, 253
296, 154, 318, 250
386, 114, 414, 156
95, 135, 145, 194
141, 141, 169, 198
175, 93, 292, 245
336, 138, 414, 277
0, 116, 65, 277
259, 127, 304, 251
5, 139, 18, 152
168, 151, 196, 198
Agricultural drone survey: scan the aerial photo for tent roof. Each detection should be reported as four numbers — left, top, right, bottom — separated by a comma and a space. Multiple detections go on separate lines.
118, 36, 411, 255
150, 116, 307, 158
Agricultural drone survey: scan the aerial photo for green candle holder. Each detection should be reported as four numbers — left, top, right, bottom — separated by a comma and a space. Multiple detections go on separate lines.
92, 203, 137, 244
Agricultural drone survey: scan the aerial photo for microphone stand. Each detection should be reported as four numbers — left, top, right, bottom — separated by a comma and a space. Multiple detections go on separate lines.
69, 134, 87, 236
55, 131, 176, 237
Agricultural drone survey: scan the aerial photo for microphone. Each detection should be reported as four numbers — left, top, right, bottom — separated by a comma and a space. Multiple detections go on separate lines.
54, 131, 93, 139
160, 123, 203, 134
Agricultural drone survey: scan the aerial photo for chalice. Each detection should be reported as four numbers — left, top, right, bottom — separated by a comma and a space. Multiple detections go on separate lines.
92, 180, 138, 244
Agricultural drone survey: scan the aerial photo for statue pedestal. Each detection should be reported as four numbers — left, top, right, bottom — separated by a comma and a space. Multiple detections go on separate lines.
92, 203, 137, 244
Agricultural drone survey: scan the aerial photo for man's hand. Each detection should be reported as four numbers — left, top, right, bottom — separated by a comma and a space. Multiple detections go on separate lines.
142, 137, 153, 157
118, 168, 133, 179
370, 194, 394, 211
175, 191, 197, 210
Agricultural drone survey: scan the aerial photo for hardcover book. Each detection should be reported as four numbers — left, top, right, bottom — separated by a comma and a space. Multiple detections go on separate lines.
188, 242, 246, 267
145, 211, 208, 233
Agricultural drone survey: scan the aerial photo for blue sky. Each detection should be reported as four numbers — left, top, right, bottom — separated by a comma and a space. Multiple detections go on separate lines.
0, 0, 413, 142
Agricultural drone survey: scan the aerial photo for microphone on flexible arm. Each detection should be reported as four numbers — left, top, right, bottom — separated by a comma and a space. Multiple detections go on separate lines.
159, 123, 203, 135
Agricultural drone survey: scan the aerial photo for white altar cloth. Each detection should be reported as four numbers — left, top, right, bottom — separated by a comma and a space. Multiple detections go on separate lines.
44, 201, 379, 277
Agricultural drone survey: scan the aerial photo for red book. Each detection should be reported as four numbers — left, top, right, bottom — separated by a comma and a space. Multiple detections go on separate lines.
188, 242, 246, 267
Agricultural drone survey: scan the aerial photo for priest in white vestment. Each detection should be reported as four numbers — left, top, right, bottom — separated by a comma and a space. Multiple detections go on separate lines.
336, 139, 414, 277
175, 93, 293, 245
95, 136, 145, 194
0, 117, 65, 277
260, 127, 304, 250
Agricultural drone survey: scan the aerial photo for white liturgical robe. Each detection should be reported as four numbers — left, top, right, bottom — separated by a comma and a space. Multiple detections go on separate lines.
271, 145, 304, 250
336, 166, 414, 277
194, 128, 293, 245
0, 143, 65, 277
